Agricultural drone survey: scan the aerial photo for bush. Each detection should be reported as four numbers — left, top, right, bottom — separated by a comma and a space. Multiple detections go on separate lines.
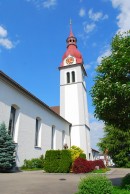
44, 150, 72, 173
69, 146, 84, 162
72, 158, 93, 173
72, 158, 106, 173
76, 175, 113, 194
121, 174, 130, 190
79, 153, 86, 159
93, 160, 106, 169
21, 155, 44, 169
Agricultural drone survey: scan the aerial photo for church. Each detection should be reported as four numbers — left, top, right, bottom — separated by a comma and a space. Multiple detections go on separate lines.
0, 25, 92, 167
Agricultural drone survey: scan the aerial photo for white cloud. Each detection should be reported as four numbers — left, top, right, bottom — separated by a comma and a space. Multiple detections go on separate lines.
97, 48, 111, 64
89, 113, 104, 150
0, 26, 7, 37
111, 0, 130, 32
85, 64, 91, 70
42, 0, 57, 8
79, 8, 86, 17
0, 26, 14, 49
26, 0, 57, 9
88, 9, 109, 21
88, 9, 102, 21
84, 23, 96, 33
0, 38, 13, 49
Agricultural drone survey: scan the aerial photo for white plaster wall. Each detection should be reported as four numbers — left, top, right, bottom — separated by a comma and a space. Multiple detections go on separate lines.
0, 80, 70, 166
60, 65, 89, 126
60, 65, 92, 159
71, 125, 91, 159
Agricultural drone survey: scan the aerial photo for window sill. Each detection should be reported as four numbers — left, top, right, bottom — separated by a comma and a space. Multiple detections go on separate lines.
34, 146, 41, 149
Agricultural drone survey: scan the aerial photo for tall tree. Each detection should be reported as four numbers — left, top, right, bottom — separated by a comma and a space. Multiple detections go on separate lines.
0, 123, 16, 171
98, 125, 130, 167
91, 31, 130, 130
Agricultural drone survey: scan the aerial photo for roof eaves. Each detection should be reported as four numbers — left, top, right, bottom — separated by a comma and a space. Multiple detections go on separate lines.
0, 71, 71, 125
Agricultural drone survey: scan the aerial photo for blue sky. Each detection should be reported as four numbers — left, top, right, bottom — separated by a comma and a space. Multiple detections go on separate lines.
0, 0, 130, 150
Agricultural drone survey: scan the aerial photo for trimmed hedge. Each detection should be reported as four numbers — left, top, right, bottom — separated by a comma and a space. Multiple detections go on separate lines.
72, 158, 106, 173
44, 150, 72, 173
75, 175, 113, 194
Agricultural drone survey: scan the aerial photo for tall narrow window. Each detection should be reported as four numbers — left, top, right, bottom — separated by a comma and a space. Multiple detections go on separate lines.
69, 126, 71, 147
35, 118, 39, 147
62, 130, 65, 148
66, 72, 70, 83
8, 106, 16, 138
51, 126, 55, 149
72, 71, 75, 82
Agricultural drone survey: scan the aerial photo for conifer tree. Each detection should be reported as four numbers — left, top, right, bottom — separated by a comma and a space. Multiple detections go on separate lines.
0, 123, 16, 171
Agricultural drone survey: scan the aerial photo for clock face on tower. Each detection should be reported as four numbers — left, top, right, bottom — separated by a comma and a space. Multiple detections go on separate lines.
64, 55, 76, 66
66, 56, 74, 65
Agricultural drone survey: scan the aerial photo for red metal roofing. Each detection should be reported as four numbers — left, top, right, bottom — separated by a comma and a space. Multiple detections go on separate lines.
60, 26, 83, 67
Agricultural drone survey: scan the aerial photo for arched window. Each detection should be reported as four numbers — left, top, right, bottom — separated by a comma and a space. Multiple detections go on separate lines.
35, 117, 41, 147
35, 118, 39, 146
66, 72, 70, 83
69, 126, 71, 147
72, 71, 75, 82
8, 106, 16, 138
51, 125, 55, 149
62, 130, 65, 148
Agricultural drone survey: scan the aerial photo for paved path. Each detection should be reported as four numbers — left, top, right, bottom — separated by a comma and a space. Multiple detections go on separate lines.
107, 168, 130, 186
0, 168, 130, 194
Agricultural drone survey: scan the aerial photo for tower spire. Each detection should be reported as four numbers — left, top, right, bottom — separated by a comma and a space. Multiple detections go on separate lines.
66, 20, 77, 48
69, 19, 74, 37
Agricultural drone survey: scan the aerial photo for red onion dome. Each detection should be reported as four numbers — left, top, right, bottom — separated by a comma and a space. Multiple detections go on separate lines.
60, 24, 83, 67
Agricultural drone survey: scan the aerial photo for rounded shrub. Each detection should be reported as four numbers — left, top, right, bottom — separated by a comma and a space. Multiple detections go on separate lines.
69, 146, 84, 162
76, 175, 113, 194
72, 158, 92, 173
93, 159, 106, 169
121, 173, 130, 190
21, 155, 44, 169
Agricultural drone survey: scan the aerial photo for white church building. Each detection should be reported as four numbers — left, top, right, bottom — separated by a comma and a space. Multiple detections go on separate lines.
0, 26, 92, 167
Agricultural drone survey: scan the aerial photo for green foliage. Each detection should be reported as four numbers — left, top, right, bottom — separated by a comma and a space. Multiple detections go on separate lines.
79, 153, 86, 159
92, 168, 110, 173
112, 186, 130, 194
75, 175, 113, 194
98, 125, 130, 167
91, 31, 130, 130
21, 155, 44, 169
69, 146, 84, 162
0, 123, 16, 171
44, 150, 72, 173
121, 174, 130, 190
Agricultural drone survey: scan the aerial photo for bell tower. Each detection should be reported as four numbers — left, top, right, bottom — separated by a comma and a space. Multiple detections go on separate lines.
59, 22, 92, 159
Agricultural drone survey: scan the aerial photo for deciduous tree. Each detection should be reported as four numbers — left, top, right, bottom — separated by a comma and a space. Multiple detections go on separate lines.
91, 31, 130, 130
